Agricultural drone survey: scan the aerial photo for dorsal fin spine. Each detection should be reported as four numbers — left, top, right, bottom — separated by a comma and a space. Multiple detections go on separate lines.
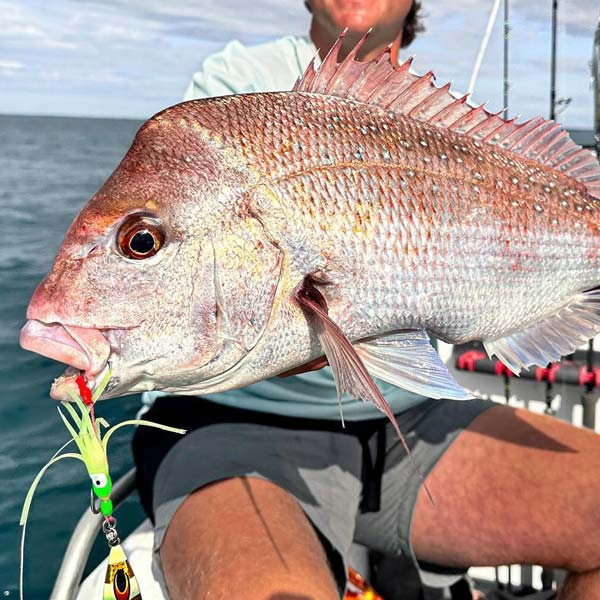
428, 93, 470, 126
529, 128, 564, 159
570, 157, 599, 175
479, 121, 507, 142
294, 56, 317, 92
312, 32, 346, 92
367, 64, 400, 103
513, 121, 555, 153
464, 112, 501, 137
554, 147, 588, 169
553, 147, 581, 168
351, 53, 394, 102
547, 130, 569, 161
503, 117, 545, 151
326, 32, 370, 95
521, 125, 560, 157
346, 60, 380, 99
408, 81, 452, 119
448, 103, 487, 131
293, 33, 600, 197
388, 71, 435, 111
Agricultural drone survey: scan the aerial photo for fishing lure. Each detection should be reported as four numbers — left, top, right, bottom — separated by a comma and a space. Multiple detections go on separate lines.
19, 372, 382, 599
344, 567, 383, 600
19, 369, 186, 600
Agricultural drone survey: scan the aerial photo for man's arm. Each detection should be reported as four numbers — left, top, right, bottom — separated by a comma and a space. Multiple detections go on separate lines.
183, 37, 315, 101
183, 40, 264, 100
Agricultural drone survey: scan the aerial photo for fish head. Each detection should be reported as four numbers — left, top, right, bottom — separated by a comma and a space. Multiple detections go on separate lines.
20, 104, 285, 400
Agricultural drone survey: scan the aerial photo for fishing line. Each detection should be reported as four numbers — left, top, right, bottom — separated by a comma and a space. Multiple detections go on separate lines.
19, 438, 77, 600
18, 372, 185, 600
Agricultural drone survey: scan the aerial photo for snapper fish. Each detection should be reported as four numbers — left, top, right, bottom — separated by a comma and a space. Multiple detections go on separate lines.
20, 32, 600, 434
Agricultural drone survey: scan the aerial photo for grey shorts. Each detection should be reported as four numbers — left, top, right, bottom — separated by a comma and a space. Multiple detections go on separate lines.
132, 396, 494, 597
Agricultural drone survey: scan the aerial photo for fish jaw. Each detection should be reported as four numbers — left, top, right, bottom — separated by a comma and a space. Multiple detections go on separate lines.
20, 320, 112, 400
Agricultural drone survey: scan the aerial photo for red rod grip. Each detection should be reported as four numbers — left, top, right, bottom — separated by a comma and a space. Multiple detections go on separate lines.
457, 350, 486, 371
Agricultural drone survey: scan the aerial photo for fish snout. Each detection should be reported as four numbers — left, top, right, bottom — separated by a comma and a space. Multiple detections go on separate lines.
20, 320, 111, 399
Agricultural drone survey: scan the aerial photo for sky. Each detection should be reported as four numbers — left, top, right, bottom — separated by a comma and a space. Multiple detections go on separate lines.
0, 0, 599, 129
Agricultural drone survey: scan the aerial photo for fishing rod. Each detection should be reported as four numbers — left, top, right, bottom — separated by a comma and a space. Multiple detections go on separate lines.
549, 0, 572, 119
594, 17, 600, 161
580, 19, 600, 431
503, 0, 509, 119
456, 349, 600, 388
550, 0, 558, 120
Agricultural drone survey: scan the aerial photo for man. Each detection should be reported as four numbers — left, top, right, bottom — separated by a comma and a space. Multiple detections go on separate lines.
134, 2, 600, 599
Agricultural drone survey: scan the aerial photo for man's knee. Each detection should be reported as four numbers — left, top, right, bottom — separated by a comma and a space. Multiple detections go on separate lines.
413, 406, 600, 571
160, 476, 340, 599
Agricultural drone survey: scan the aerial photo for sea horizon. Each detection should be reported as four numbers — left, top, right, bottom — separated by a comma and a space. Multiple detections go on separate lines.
0, 114, 146, 598
0, 111, 146, 122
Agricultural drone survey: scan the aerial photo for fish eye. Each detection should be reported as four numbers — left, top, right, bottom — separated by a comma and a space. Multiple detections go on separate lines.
117, 215, 165, 260
89, 473, 107, 488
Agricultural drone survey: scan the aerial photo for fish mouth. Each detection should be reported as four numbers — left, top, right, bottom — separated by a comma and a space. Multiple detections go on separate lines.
20, 320, 112, 401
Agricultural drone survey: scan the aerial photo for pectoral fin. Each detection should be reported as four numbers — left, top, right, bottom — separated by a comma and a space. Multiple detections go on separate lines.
294, 282, 401, 434
295, 281, 434, 503
356, 331, 472, 401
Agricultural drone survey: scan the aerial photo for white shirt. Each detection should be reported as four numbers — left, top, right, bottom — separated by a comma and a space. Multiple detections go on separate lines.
183, 36, 317, 100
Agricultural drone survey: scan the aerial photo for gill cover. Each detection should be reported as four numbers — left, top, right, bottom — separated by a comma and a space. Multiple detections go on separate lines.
211, 216, 283, 367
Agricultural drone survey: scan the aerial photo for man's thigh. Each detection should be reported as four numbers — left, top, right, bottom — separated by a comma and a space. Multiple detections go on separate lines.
142, 420, 365, 598
161, 476, 340, 600
412, 405, 600, 572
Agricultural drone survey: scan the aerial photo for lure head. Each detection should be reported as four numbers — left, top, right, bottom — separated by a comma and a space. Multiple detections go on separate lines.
90, 471, 112, 498
89, 468, 113, 517
89, 471, 113, 516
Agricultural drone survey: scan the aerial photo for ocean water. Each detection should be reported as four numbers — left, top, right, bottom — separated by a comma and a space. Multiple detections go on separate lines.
0, 114, 148, 598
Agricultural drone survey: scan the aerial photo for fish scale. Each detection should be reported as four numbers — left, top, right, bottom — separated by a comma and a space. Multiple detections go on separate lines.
184, 91, 599, 346
19, 33, 600, 409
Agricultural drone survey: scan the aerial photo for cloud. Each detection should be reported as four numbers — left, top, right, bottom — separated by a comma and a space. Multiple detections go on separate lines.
2, 23, 45, 37
92, 23, 157, 43
0, 60, 24, 70
88, 0, 309, 40
420, 0, 598, 37
409, 0, 598, 128
0, 0, 596, 127
0, 1, 78, 50
519, 0, 599, 37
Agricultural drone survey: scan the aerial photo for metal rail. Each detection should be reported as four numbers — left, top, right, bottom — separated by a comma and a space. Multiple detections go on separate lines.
50, 468, 137, 600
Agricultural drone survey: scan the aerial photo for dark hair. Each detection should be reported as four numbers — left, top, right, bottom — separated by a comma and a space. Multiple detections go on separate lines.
304, 2, 425, 48
402, 1, 424, 48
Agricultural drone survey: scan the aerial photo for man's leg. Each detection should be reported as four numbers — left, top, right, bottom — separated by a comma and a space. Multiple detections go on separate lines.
411, 405, 600, 598
160, 476, 340, 600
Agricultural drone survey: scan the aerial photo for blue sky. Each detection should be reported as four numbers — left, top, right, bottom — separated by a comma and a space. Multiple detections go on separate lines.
0, 0, 598, 129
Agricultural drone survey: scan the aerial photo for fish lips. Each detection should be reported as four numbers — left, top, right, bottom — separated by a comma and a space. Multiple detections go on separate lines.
20, 320, 112, 400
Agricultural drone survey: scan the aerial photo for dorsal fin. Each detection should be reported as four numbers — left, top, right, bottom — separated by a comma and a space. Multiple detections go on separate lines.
294, 30, 600, 200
